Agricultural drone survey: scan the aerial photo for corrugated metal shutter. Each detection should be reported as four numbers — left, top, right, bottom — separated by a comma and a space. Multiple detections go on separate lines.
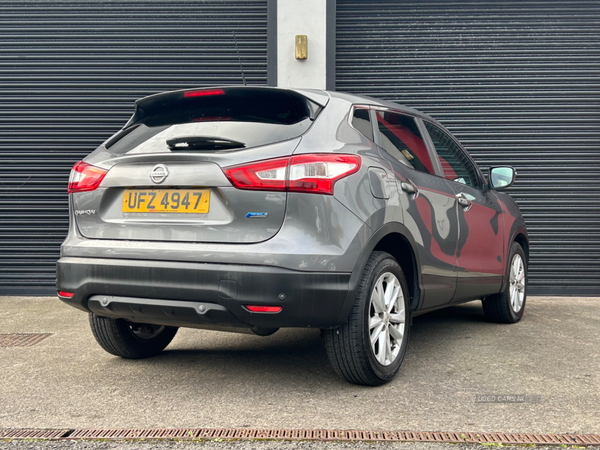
0, 0, 267, 295
336, 0, 600, 296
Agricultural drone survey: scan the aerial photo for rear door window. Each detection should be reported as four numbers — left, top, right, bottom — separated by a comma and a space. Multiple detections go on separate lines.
424, 121, 481, 189
374, 110, 435, 175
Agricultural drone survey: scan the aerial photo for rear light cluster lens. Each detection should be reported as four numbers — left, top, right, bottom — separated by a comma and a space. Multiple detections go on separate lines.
225, 157, 289, 191
223, 154, 361, 195
68, 161, 107, 194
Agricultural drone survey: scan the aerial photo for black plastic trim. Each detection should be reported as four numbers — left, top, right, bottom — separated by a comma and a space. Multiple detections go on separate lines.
57, 257, 351, 329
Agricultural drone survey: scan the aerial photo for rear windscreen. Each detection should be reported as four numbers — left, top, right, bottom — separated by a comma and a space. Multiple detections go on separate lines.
105, 88, 321, 155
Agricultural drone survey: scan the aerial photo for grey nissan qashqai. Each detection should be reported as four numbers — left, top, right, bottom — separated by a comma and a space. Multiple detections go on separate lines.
57, 87, 528, 386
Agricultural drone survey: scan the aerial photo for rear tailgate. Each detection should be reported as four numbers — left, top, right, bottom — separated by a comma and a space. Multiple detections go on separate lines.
73, 139, 300, 243
71, 87, 324, 244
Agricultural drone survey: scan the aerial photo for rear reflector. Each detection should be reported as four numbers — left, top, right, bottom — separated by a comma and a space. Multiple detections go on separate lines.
184, 88, 225, 98
245, 305, 282, 313
58, 291, 74, 298
224, 154, 361, 195
68, 161, 107, 194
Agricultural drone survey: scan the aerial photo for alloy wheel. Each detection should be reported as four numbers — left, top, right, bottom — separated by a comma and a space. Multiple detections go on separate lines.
368, 272, 406, 366
509, 254, 526, 313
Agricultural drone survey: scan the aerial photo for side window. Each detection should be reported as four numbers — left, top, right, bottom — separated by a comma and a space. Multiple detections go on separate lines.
351, 107, 373, 141
375, 110, 435, 175
424, 122, 481, 189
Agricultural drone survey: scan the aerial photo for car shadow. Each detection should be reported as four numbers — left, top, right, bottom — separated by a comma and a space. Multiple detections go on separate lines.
101, 300, 499, 388
103, 326, 342, 387
412, 300, 489, 329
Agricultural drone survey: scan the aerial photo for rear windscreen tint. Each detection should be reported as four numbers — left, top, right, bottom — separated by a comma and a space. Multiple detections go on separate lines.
136, 88, 319, 127
105, 88, 321, 155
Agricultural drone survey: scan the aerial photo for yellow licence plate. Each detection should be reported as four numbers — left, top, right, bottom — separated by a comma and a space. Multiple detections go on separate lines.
122, 189, 210, 214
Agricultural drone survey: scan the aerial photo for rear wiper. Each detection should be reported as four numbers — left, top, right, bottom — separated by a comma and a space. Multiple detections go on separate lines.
167, 136, 246, 151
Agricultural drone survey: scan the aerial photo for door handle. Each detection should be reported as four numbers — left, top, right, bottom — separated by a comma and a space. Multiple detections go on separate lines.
456, 192, 472, 211
401, 179, 419, 198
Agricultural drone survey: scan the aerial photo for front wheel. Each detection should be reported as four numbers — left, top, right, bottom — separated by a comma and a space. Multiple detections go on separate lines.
324, 251, 410, 386
482, 242, 527, 323
89, 314, 178, 359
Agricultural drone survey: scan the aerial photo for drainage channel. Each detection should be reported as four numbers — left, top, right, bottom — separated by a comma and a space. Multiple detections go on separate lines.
1, 428, 600, 445
0, 333, 52, 347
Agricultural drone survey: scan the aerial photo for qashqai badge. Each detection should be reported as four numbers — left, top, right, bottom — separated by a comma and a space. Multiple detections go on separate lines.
150, 164, 169, 184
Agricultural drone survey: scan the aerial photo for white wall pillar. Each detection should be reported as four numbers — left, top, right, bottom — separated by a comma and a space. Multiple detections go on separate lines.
276, 0, 328, 89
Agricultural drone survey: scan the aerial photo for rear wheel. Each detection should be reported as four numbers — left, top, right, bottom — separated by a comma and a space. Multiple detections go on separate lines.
482, 242, 527, 323
89, 313, 178, 359
324, 251, 410, 386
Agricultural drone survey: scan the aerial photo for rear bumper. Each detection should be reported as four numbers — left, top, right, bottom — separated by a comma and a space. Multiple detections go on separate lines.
56, 257, 351, 329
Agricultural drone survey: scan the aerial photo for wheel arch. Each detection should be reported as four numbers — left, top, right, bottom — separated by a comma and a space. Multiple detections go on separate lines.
514, 232, 529, 264
373, 234, 420, 311
333, 222, 422, 327
498, 225, 529, 294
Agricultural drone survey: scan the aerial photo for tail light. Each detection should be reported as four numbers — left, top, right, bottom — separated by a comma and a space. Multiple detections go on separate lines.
68, 161, 107, 194
223, 154, 361, 195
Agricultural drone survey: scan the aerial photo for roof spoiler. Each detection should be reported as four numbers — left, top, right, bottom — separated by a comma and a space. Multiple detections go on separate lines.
124, 86, 328, 129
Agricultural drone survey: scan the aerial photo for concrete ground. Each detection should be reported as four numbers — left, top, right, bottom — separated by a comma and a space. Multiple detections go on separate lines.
0, 296, 598, 434
0, 441, 571, 450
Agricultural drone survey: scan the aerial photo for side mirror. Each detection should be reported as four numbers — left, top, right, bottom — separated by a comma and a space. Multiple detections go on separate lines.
489, 166, 516, 190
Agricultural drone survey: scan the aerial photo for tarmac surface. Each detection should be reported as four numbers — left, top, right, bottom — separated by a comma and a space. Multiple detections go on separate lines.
0, 296, 598, 434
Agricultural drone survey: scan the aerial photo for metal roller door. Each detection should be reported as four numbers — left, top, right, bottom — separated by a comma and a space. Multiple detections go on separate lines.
337, 1, 600, 295
0, 1, 268, 295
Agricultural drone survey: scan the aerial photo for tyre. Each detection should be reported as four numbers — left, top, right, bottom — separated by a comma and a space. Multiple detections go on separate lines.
324, 251, 410, 386
482, 242, 527, 323
89, 313, 178, 359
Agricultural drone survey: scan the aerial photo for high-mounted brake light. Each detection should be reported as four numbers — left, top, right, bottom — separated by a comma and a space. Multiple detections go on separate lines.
245, 305, 282, 313
67, 161, 107, 194
223, 154, 361, 195
184, 88, 225, 98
